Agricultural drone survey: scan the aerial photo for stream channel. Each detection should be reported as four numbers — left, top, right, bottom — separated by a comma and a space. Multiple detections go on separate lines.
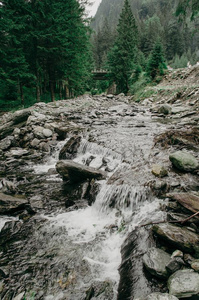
0, 97, 170, 299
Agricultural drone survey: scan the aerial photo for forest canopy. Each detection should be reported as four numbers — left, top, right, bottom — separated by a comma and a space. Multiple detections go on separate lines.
0, 0, 91, 108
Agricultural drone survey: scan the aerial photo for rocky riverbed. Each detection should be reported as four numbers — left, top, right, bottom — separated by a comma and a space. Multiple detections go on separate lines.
0, 66, 199, 300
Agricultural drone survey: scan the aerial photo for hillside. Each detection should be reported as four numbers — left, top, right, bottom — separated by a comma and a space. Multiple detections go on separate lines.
91, 0, 199, 69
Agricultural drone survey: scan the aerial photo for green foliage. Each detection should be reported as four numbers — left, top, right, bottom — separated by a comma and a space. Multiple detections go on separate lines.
176, 0, 199, 20
130, 71, 152, 101
92, 18, 115, 69
170, 48, 199, 69
0, 0, 91, 109
107, 0, 138, 94
147, 39, 167, 80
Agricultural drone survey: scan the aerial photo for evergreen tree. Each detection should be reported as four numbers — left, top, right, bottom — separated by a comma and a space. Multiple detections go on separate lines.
176, 0, 199, 20
107, 0, 138, 94
0, 0, 33, 104
140, 15, 164, 57
0, 0, 91, 106
165, 19, 185, 61
147, 39, 167, 80
92, 18, 115, 69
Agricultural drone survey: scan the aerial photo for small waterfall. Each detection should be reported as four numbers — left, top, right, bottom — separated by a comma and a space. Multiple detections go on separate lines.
23, 119, 166, 299
33, 139, 68, 174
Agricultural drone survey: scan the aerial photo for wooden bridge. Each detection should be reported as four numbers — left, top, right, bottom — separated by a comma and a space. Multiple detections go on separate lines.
91, 69, 109, 80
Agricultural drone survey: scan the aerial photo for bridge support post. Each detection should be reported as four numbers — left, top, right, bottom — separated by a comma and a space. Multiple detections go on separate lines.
107, 82, 117, 95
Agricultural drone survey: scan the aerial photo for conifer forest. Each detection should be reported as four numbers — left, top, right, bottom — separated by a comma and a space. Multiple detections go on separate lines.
0, 0, 199, 109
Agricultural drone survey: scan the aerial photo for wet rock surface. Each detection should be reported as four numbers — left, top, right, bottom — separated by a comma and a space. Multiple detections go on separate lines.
169, 151, 198, 172
56, 160, 107, 183
168, 269, 199, 298
0, 66, 199, 300
143, 247, 171, 279
0, 193, 28, 215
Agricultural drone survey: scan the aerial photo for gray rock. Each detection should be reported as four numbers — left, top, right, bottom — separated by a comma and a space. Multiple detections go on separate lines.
146, 293, 178, 300
158, 104, 172, 115
166, 257, 185, 274
7, 149, 29, 158
31, 138, 40, 148
171, 250, 183, 259
143, 247, 171, 278
191, 259, 199, 272
0, 136, 13, 150
169, 151, 198, 172
168, 269, 199, 298
152, 223, 199, 257
29, 195, 43, 210
39, 142, 50, 152
12, 109, 31, 125
43, 128, 53, 138
33, 126, 45, 139
0, 192, 28, 214
59, 136, 81, 160
152, 164, 168, 177
56, 160, 107, 183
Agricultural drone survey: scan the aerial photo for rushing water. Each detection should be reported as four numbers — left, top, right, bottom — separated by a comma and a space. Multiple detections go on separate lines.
0, 101, 168, 299
31, 106, 167, 299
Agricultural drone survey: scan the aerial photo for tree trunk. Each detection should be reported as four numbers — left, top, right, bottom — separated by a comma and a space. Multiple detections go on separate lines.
59, 82, 62, 100
20, 82, 24, 106
65, 84, 70, 99
50, 80, 55, 102
36, 69, 41, 102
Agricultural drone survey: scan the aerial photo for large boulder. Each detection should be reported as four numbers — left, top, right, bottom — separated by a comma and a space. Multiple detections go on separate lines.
0, 110, 31, 139
152, 223, 199, 257
169, 151, 198, 172
143, 247, 171, 279
11, 109, 31, 125
0, 192, 28, 215
168, 269, 199, 298
59, 136, 81, 160
56, 160, 107, 183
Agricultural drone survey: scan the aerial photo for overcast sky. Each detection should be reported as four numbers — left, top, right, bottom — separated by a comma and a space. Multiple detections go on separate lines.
86, 0, 102, 17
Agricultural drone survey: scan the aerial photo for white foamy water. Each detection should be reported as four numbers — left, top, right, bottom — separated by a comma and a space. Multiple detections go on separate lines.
33, 140, 67, 174
45, 181, 165, 297
32, 128, 166, 298
74, 139, 122, 172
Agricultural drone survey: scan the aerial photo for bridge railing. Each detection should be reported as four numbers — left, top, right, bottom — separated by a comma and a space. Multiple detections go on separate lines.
91, 69, 108, 74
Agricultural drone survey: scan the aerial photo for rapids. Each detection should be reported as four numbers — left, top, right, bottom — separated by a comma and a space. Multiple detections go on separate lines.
0, 97, 170, 299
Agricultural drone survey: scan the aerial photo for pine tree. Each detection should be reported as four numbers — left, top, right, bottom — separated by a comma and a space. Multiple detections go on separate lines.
147, 39, 167, 80
107, 0, 138, 94
92, 18, 115, 69
0, 0, 33, 105
0, 0, 91, 106
176, 0, 199, 20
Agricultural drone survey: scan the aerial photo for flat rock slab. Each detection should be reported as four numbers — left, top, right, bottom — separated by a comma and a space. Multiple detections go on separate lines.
135, 293, 179, 300
56, 160, 107, 183
143, 247, 171, 278
152, 223, 199, 257
167, 192, 199, 214
0, 192, 28, 214
169, 151, 198, 172
168, 269, 199, 298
